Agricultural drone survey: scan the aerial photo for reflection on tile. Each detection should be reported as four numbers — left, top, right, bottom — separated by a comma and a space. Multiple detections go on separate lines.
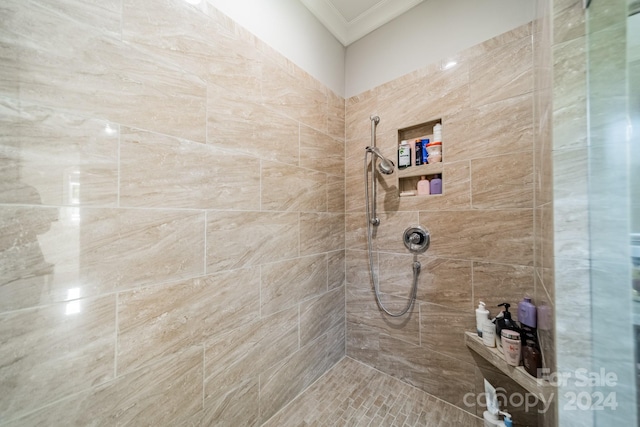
471, 151, 534, 209
120, 127, 260, 209
0, 295, 116, 420
117, 267, 260, 375
3, 1, 206, 142
300, 212, 344, 256
261, 254, 328, 316
6, 346, 203, 426
0, 98, 119, 206
206, 211, 298, 272
261, 161, 327, 212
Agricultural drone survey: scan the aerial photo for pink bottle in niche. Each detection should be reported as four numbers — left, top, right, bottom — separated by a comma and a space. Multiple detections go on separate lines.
417, 176, 430, 195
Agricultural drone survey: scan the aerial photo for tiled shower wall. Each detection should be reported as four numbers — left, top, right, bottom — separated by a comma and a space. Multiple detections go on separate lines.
345, 23, 540, 422
0, 0, 345, 425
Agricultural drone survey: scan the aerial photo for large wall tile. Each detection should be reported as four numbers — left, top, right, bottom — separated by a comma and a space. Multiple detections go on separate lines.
328, 249, 346, 289
204, 308, 298, 404
469, 35, 533, 106
206, 82, 299, 165
327, 174, 346, 213
120, 127, 260, 209
445, 94, 534, 162
5, 346, 203, 426
300, 212, 345, 256
3, 1, 206, 142
471, 151, 534, 209
117, 267, 260, 375
261, 254, 328, 316
300, 124, 344, 177
206, 211, 298, 272
0, 98, 119, 207
416, 257, 473, 311
0, 295, 116, 420
300, 287, 345, 347
472, 262, 535, 321
420, 303, 476, 364
261, 161, 327, 212
420, 210, 534, 265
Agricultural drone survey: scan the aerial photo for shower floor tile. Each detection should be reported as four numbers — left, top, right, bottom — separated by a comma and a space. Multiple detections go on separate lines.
262, 357, 482, 427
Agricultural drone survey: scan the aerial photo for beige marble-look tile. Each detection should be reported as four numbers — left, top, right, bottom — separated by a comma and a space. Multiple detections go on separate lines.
327, 173, 345, 213
119, 127, 260, 209
300, 287, 345, 347
373, 211, 420, 253
117, 267, 260, 375
5, 345, 203, 426
420, 303, 476, 364
471, 151, 534, 209
31, 0, 122, 39
0, 98, 119, 206
0, 207, 205, 311
416, 257, 473, 311
553, 0, 586, 44
351, 330, 477, 412
198, 377, 260, 427
300, 124, 344, 177
327, 88, 345, 140
204, 307, 298, 403
445, 94, 534, 162
259, 332, 334, 423
347, 286, 420, 346
261, 58, 328, 132
261, 254, 328, 316
300, 212, 344, 256
469, 34, 533, 106
420, 210, 534, 266
206, 82, 299, 165
345, 212, 368, 251
472, 262, 535, 322
345, 249, 372, 288
0, 295, 116, 420
345, 91, 379, 142
3, 1, 206, 142
261, 160, 327, 212
205, 210, 298, 272
327, 249, 346, 290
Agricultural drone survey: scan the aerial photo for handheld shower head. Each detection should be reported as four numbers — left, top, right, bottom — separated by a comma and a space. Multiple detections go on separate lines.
367, 146, 395, 174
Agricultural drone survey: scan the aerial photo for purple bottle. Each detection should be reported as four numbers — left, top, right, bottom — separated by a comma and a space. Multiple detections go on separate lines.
518, 297, 537, 328
430, 174, 442, 194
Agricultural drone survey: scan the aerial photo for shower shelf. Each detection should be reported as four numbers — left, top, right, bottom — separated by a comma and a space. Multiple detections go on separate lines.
465, 332, 555, 403
397, 118, 443, 195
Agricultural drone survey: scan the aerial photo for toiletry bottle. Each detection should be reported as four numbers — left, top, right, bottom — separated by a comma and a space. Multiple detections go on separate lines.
523, 340, 542, 378
500, 329, 522, 366
500, 412, 513, 427
517, 296, 537, 343
420, 138, 429, 164
417, 176, 430, 195
483, 379, 507, 427
398, 140, 411, 169
495, 303, 519, 348
433, 123, 442, 142
430, 174, 442, 194
475, 301, 490, 337
415, 139, 423, 166
482, 318, 496, 347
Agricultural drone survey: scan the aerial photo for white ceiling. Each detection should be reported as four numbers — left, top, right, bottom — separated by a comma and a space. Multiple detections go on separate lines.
299, 0, 425, 46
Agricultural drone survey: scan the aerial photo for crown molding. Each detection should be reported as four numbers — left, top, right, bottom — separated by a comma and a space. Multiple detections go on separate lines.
300, 0, 425, 46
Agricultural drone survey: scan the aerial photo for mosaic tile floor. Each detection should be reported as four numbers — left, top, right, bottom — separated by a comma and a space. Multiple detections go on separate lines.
263, 357, 483, 427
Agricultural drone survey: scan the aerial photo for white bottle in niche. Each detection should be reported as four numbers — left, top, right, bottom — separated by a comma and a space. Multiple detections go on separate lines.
417, 176, 430, 195
475, 301, 489, 337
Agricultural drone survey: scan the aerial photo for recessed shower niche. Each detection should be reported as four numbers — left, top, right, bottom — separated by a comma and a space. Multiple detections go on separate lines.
396, 118, 444, 196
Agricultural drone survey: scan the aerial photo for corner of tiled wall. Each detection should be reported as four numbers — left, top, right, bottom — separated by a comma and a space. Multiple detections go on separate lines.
0, 0, 346, 424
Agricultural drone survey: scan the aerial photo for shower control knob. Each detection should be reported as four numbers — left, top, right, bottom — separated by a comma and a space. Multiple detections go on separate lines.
403, 226, 430, 254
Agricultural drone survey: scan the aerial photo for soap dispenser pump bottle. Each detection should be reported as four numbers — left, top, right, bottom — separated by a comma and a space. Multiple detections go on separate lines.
495, 303, 519, 348
475, 301, 490, 337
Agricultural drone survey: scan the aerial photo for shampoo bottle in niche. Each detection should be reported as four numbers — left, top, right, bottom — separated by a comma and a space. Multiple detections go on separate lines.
482, 318, 496, 347
475, 301, 490, 337
417, 176, 430, 195
415, 139, 423, 166
430, 174, 442, 194
495, 303, 519, 349
398, 140, 411, 169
